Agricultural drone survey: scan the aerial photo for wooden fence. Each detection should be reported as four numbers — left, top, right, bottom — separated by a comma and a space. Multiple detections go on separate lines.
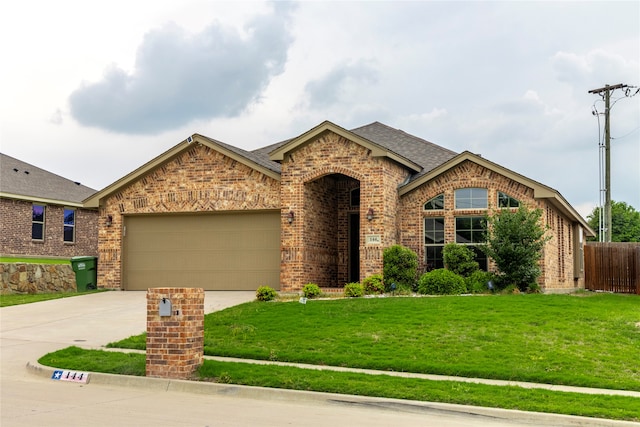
584, 243, 640, 294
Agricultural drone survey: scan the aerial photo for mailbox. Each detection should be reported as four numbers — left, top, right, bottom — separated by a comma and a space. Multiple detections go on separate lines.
159, 298, 172, 317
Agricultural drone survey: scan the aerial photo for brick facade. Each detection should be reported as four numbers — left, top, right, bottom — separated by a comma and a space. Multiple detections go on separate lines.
0, 198, 98, 258
92, 123, 589, 293
146, 287, 204, 379
399, 160, 584, 291
279, 131, 410, 291
97, 144, 281, 290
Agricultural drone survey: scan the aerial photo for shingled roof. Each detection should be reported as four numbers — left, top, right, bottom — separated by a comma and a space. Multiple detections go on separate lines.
0, 153, 96, 205
251, 121, 457, 182
349, 122, 458, 181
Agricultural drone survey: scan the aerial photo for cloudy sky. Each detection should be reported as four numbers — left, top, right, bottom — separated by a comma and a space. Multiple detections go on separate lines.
2, 1, 638, 218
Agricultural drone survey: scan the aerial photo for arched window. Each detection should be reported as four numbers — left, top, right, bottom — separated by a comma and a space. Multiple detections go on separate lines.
424, 194, 444, 210
497, 191, 520, 208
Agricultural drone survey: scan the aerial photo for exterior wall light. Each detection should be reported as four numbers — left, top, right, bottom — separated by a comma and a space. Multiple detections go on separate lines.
106, 215, 113, 227
367, 208, 374, 221
287, 210, 295, 224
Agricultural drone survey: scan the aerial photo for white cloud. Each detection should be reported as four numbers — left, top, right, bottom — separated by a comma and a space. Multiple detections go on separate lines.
68, 2, 296, 134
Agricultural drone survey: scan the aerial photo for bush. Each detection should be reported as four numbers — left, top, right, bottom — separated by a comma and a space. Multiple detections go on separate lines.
302, 283, 322, 299
255, 286, 277, 301
383, 245, 418, 291
482, 206, 550, 292
464, 270, 496, 294
344, 282, 364, 297
362, 274, 385, 295
527, 282, 542, 294
417, 269, 467, 295
443, 243, 479, 277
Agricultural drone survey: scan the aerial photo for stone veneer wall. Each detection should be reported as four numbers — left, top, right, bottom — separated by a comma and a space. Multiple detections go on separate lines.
97, 144, 281, 290
146, 287, 204, 379
0, 263, 76, 294
399, 160, 584, 292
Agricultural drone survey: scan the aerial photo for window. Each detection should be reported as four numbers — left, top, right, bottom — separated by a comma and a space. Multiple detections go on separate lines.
350, 188, 360, 207
424, 194, 444, 210
424, 217, 445, 270
63, 208, 75, 243
498, 191, 519, 208
455, 188, 488, 209
32, 204, 45, 240
455, 216, 488, 270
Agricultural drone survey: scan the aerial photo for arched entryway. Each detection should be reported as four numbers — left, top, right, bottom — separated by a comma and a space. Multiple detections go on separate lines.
303, 173, 360, 288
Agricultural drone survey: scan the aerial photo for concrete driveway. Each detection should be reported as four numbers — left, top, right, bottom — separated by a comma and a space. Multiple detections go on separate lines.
1, 291, 632, 427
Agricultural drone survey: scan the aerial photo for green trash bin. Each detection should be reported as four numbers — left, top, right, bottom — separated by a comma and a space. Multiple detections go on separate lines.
71, 256, 97, 292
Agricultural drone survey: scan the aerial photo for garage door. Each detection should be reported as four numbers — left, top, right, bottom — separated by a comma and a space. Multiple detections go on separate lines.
122, 212, 280, 291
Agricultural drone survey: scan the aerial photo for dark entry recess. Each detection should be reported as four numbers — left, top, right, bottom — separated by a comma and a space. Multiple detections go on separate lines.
349, 213, 360, 283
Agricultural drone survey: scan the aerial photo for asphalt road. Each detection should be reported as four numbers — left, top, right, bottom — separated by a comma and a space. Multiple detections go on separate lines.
1, 291, 634, 427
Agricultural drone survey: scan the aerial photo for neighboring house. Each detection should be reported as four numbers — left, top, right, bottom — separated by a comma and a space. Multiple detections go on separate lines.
84, 121, 595, 293
0, 153, 98, 258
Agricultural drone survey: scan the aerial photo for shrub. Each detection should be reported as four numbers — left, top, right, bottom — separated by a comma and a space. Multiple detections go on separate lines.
362, 274, 385, 295
383, 245, 418, 291
527, 282, 542, 294
464, 270, 496, 294
482, 206, 550, 292
417, 269, 467, 295
255, 286, 277, 301
344, 282, 364, 297
443, 243, 479, 277
302, 283, 322, 299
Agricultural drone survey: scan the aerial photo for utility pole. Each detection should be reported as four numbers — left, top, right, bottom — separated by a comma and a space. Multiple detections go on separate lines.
588, 83, 628, 242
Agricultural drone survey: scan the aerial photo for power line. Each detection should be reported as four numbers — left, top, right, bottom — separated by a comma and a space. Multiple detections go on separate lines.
588, 83, 637, 242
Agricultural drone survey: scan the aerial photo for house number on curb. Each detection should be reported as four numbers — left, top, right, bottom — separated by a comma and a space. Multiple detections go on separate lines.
51, 370, 89, 383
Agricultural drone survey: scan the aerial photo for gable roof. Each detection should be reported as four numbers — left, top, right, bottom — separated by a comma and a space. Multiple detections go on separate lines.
268, 121, 425, 173
83, 134, 281, 208
0, 153, 96, 207
349, 122, 458, 181
399, 151, 596, 236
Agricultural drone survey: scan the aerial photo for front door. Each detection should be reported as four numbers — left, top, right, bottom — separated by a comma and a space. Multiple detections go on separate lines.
349, 213, 360, 283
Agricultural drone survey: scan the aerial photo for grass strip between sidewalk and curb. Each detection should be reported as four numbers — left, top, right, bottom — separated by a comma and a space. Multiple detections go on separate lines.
38, 346, 640, 421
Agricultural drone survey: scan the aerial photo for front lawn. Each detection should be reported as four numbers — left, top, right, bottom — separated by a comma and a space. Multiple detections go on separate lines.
110, 293, 640, 391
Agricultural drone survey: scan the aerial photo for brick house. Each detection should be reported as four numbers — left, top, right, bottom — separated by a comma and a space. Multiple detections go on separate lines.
85, 121, 594, 292
0, 153, 98, 258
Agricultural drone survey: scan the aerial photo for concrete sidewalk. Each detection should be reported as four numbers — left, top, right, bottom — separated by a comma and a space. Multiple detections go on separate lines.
2, 291, 639, 427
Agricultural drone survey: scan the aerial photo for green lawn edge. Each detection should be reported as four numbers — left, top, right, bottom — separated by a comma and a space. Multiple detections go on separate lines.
38, 347, 640, 422
0, 290, 106, 307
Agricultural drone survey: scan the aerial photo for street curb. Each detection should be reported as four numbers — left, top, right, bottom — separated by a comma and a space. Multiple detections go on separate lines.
26, 361, 639, 427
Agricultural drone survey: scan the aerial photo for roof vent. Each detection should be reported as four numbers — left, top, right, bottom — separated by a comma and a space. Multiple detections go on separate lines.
24, 171, 29, 174
13, 168, 18, 172
74, 182, 81, 186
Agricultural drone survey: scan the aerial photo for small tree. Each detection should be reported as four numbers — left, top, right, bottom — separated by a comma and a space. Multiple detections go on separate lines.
482, 206, 549, 292
382, 245, 418, 291
442, 243, 478, 277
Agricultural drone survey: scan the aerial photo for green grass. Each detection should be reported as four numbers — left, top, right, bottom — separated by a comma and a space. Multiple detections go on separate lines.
0, 290, 105, 307
41, 293, 640, 420
39, 346, 640, 421
110, 293, 640, 391
0, 257, 70, 264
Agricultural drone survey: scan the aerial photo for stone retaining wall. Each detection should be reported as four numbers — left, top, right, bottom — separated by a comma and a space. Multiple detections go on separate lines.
0, 263, 76, 294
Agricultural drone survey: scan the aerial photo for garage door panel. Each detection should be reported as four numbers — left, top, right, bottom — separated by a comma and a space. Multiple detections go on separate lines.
123, 212, 280, 291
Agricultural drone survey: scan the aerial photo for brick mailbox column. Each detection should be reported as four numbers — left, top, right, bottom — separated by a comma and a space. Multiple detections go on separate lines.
146, 287, 204, 379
